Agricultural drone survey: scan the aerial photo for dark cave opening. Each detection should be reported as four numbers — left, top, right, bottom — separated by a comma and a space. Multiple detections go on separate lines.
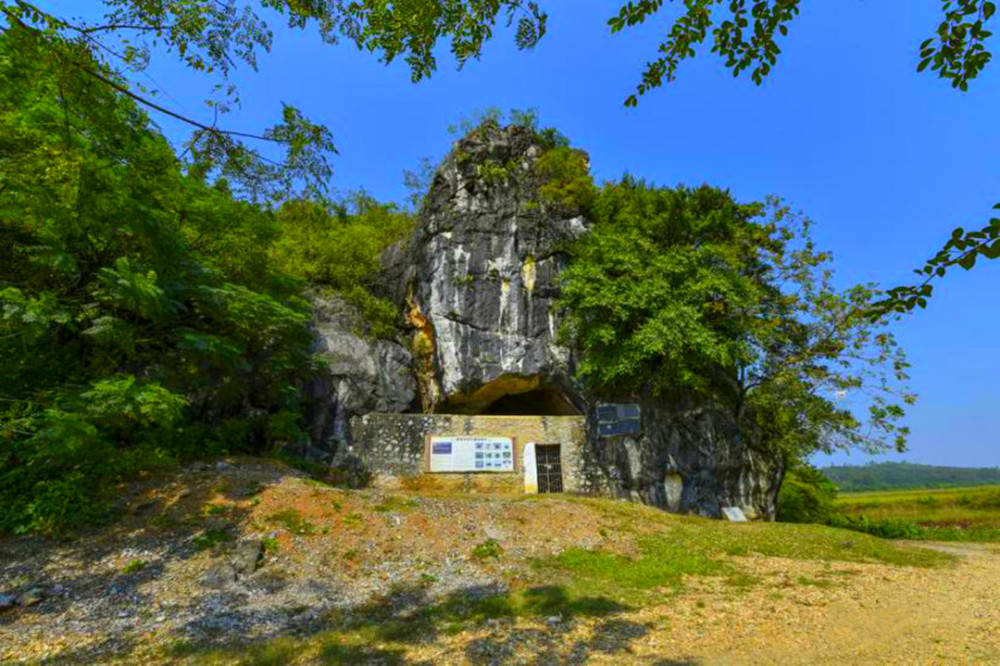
479, 387, 580, 416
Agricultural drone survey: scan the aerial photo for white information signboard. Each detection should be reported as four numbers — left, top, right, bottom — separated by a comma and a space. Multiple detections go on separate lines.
428, 436, 514, 473
721, 507, 748, 522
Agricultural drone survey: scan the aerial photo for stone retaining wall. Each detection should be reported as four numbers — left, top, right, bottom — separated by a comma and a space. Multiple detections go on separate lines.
344, 413, 597, 495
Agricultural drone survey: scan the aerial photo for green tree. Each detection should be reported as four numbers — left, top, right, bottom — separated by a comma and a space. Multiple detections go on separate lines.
560, 178, 914, 463
0, 0, 546, 199
271, 193, 415, 339
776, 463, 838, 524
0, 25, 313, 533
4, 2, 994, 307
602, 0, 1000, 317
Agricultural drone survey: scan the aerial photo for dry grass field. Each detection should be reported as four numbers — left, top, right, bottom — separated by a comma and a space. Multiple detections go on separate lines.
833, 485, 1000, 542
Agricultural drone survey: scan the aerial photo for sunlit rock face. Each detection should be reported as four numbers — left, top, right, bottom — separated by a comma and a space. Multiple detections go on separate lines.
309, 123, 783, 519
379, 124, 588, 416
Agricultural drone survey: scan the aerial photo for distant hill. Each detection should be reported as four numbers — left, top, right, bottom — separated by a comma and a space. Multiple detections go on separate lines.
822, 462, 1000, 492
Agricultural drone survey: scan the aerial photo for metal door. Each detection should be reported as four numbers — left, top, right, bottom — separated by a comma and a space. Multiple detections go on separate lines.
536, 444, 563, 493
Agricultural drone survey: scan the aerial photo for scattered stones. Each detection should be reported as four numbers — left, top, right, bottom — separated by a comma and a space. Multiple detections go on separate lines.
231, 539, 264, 577
199, 562, 237, 589
18, 588, 44, 607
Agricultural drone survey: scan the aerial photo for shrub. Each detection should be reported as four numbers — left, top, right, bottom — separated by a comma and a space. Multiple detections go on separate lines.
271, 194, 413, 339
777, 465, 838, 524
535, 147, 597, 214
472, 539, 504, 561
828, 515, 926, 540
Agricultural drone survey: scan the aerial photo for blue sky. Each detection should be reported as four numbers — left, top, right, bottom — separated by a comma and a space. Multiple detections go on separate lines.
52, 1, 999, 467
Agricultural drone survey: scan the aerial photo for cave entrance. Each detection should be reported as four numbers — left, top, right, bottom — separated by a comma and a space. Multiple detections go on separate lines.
436, 375, 581, 417
480, 387, 578, 416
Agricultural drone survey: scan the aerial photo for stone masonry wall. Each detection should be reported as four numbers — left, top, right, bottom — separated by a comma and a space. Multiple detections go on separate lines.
344, 413, 598, 495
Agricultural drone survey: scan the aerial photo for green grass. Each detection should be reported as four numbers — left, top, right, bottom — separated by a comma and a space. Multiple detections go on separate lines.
123, 559, 148, 575
471, 539, 503, 561
833, 486, 1000, 542
533, 533, 724, 605
570, 497, 949, 568
372, 496, 417, 513
266, 509, 317, 536
192, 527, 236, 551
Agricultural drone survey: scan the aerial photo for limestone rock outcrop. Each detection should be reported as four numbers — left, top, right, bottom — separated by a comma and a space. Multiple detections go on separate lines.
308, 123, 783, 518
303, 294, 417, 461
379, 124, 587, 416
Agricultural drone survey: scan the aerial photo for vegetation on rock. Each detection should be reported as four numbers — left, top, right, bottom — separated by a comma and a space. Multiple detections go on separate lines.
560, 177, 914, 461
777, 465, 839, 525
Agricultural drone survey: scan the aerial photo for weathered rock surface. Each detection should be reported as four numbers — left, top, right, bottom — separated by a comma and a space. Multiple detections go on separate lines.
199, 562, 237, 589
309, 123, 783, 518
232, 539, 264, 577
303, 294, 417, 460
380, 125, 588, 415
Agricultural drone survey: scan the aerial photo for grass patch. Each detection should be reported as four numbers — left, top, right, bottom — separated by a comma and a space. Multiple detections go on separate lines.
569, 497, 951, 569
202, 503, 229, 518
262, 535, 280, 555
192, 527, 235, 551
795, 576, 837, 589
471, 539, 503, 561
123, 559, 147, 575
267, 509, 317, 536
533, 533, 724, 606
342, 512, 363, 527
373, 496, 417, 513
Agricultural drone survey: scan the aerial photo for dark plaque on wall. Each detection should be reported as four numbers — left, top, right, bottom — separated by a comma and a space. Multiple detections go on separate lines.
595, 403, 641, 438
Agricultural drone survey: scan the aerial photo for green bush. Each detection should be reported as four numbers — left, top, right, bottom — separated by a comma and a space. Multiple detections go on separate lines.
828, 515, 926, 540
535, 147, 597, 213
271, 195, 413, 339
777, 465, 838, 524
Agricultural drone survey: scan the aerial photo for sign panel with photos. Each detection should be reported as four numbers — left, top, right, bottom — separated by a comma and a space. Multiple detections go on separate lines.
428, 436, 515, 473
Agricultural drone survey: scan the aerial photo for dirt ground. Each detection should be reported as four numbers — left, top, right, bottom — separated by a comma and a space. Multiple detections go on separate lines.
1, 460, 998, 665
389, 542, 1000, 665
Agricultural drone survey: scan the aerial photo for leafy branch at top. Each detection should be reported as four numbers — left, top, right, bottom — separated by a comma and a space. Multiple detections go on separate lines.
0, 0, 547, 200
869, 205, 1000, 318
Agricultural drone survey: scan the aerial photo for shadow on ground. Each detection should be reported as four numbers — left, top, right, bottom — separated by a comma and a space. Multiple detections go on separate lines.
159, 581, 670, 665
0, 460, 707, 665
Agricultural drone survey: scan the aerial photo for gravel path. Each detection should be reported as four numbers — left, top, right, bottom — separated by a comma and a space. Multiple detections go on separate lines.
407, 541, 1000, 665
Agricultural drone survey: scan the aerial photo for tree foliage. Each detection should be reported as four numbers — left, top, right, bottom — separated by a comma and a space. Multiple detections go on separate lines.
601, 1, 1000, 316
0, 26, 315, 533
776, 464, 838, 524
560, 178, 914, 461
272, 194, 415, 339
0, 0, 547, 200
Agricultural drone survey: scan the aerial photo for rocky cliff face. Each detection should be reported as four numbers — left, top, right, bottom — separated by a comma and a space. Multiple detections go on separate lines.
303, 295, 416, 462
308, 123, 783, 518
379, 124, 588, 416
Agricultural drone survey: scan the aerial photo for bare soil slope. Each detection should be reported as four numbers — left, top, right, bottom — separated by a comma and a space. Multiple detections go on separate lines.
0, 459, 996, 665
